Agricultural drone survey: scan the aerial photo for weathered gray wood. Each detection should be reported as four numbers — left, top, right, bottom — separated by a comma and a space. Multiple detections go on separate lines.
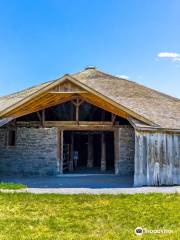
172, 134, 180, 184
42, 109, 45, 127
87, 134, 94, 168
134, 132, 147, 186
134, 130, 180, 186
59, 130, 64, 174
101, 132, 106, 171
69, 132, 74, 171
36, 112, 42, 122
114, 129, 120, 174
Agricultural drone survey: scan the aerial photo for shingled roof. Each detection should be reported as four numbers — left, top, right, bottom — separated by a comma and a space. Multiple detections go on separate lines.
0, 67, 180, 130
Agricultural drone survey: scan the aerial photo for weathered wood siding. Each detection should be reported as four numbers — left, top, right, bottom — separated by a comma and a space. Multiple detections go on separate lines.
134, 130, 180, 186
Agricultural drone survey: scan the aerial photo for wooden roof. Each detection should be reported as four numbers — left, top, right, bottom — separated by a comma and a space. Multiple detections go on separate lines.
0, 68, 179, 130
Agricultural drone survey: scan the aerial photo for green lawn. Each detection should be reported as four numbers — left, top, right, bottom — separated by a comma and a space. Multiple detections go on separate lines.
0, 182, 26, 190
0, 193, 179, 240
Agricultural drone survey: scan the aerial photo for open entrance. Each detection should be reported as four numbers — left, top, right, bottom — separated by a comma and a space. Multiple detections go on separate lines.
62, 131, 115, 174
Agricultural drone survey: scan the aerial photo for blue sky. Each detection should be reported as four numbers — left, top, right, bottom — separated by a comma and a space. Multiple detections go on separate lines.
0, 0, 180, 98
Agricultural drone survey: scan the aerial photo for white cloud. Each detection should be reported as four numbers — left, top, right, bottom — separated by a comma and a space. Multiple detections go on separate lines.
118, 75, 129, 79
157, 52, 180, 62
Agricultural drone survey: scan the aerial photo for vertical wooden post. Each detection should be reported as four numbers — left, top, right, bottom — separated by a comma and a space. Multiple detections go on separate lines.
69, 132, 74, 171
72, 96, 83, 125
114, 129, 120, 174
111, 114, 116, 125
42, 109, 45, 127
101, 132, 106, 172
76, 97, 79, 124
87, 133, 94, 168
70, 101, 74, 120
57, 129, 60, 172
59, 130, 64, 174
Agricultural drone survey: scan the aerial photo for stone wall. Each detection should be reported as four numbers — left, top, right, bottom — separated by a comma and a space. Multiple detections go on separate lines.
0, 127, 59, 176
115, 126, 135, 175
0, 126, 135, 176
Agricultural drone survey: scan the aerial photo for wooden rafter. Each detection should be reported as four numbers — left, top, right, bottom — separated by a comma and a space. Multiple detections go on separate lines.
0, 74, 155, 126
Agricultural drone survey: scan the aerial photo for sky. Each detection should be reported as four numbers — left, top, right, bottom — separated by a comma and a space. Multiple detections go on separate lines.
0, 0, 180, 98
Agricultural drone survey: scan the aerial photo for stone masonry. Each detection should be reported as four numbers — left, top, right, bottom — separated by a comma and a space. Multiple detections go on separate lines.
0, 127, 59, 176
0, 126, 135, 176
116, 126, 135, 175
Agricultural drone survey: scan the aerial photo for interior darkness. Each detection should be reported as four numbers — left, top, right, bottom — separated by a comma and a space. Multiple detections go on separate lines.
17, 112, 39, 121
45, 101, 76, 121
17, 100, 130, 124
63, 131, 114, 173
79, 102, 111, 121
7, 130, 16, 146
105, 132, 115, 169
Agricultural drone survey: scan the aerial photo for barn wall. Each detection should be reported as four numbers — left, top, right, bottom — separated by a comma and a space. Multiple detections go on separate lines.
134, 130, 180, 186
0, 127, 59, 175
115, 126, 135, 175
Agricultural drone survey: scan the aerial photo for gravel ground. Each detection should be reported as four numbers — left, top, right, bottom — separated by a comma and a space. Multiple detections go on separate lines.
1, 186, 180, 194
0, 175, 179, 194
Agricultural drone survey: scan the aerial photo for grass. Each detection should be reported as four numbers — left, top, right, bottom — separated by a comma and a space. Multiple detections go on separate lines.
0, 182, 26, 190
0, 193, 179, 239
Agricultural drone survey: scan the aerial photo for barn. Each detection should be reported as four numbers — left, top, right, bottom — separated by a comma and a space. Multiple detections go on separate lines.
0, 67, 179, 186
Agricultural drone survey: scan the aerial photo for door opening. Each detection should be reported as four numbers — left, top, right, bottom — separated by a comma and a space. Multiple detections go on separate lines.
62, 131, 114, 174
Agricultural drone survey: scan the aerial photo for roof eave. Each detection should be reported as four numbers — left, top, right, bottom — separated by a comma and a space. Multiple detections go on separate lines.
0, 74, 158, 127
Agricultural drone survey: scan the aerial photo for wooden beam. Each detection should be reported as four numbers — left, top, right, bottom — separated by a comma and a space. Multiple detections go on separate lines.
101, 132, 106, 171
69, 132, 74, 171
114, 129, 120, 174
44, 121, 114, 127
16, 121, 41, 127
111, 114, 116, 124
37, 112, 42, 122
16, 121, 122, 130
56, 125, 116, 131
87, 134, 94, 168
57, 129, 61, 171
59, 130, 64, 174
0, 74, 155, 127
76, 97, 79, 124
49, 91, 87, 94
0, 75, 79, 118
42, 109, 45, 127
4, 93, 76, 119
72, 96, 84, 124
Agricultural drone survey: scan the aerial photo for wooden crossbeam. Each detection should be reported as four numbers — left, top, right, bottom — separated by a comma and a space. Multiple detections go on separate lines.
72, 96, 84, 124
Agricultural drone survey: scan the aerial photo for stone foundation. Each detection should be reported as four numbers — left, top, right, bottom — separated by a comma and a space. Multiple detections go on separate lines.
0, 127, 59, 176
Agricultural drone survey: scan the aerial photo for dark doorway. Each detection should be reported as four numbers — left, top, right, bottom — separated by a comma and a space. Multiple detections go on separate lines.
105, 132, 115, 170
74, 133, 88, 168
63, 131, 114, 174
93, 134, 101, 168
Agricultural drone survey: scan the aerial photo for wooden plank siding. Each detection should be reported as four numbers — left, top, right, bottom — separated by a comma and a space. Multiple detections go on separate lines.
49, 80, 86, 93
134, 130, 180, 186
